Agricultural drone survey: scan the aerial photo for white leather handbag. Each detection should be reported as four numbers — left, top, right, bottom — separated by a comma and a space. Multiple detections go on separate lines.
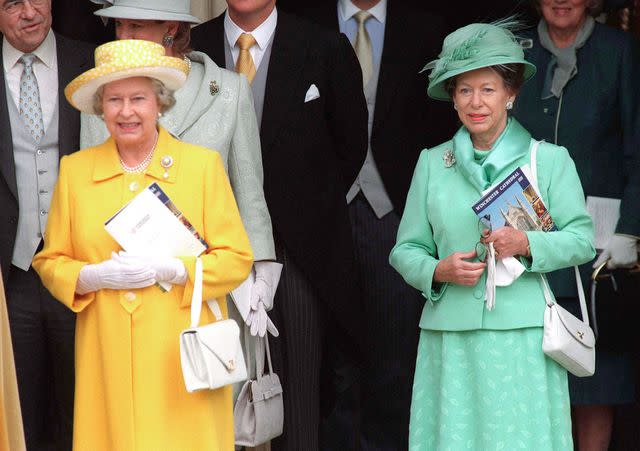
539, 270, 596, 377
180, 258, 248, 392
530, 141, 596, 377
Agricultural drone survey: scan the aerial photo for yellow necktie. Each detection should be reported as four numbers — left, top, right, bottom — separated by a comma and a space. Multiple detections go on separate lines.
235, 33, 257, 83
353, 11, 373, 86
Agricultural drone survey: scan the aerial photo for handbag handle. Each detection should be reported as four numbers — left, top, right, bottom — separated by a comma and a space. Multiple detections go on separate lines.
254, 335, 275, 381
190, 257, 224, 328
530, 141, 590, 324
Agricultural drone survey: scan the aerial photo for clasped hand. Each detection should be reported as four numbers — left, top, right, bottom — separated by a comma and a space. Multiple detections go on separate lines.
76, 251, 187, 295
433, 250, 486, 286
433, 227, 529, 286
481, 227, 529, 260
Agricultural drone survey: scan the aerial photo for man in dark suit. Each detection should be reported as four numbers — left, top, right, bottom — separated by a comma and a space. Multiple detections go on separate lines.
190, 2, 368, 450
282, 1, 455, 449
0, 1, 93, 448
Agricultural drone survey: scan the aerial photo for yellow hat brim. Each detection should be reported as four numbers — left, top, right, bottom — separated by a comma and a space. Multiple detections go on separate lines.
65, 60, 188, 114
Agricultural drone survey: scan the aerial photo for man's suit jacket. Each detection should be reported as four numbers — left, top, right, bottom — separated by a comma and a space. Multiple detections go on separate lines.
0, 32, 94, 285
293, 1, 456, 212
191, 12, 368, 338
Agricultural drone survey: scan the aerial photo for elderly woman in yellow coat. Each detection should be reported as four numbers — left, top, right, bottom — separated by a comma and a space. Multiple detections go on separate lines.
32, 40, 253, 450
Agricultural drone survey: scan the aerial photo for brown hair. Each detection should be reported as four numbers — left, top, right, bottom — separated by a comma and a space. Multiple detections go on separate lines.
444, 63, 526, 98
169, 22, 192, 57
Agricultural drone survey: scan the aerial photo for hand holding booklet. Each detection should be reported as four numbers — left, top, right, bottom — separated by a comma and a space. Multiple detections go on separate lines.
471, 164, 556, 309
104, 183, 209, 291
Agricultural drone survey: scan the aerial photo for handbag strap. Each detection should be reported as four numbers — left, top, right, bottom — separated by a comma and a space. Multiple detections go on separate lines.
190, 257, 224, 328
264, 335, 275, 376
254, 335, 275, 380
530, 140, 590, 324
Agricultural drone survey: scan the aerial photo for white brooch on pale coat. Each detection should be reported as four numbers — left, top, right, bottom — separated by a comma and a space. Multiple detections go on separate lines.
443, 149, 456, 168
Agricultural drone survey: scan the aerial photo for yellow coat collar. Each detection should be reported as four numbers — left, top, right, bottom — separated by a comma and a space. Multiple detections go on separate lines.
92, 127, 180, 184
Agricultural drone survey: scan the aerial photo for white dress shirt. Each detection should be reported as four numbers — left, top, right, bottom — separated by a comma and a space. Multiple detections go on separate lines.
3, 30, 58, 132
224, 7, 278, 72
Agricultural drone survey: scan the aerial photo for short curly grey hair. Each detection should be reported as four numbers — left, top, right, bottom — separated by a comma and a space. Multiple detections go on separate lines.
92, 77, 176, 116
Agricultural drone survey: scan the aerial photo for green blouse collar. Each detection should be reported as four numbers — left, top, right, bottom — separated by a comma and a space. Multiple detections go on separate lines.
453, 117, 532, 192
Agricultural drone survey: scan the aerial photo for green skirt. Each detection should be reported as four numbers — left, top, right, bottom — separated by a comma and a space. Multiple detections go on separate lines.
410, 328, 573, 451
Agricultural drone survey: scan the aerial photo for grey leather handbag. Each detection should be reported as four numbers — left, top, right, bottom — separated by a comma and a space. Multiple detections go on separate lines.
234, 335, 284, 446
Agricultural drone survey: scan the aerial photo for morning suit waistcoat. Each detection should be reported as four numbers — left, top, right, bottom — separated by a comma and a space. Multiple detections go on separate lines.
8, 87, 59, 270
345, 34, 393, 218
224, 38, 273, 128
347, 53, 393, 218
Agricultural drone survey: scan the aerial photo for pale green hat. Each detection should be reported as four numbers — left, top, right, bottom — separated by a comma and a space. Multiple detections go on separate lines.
424, 22, 536, 101
91, 0, 202, 25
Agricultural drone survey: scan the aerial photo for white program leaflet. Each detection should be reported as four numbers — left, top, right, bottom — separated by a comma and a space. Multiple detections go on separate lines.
585, 196, 621, 250
105, 183, 208, 290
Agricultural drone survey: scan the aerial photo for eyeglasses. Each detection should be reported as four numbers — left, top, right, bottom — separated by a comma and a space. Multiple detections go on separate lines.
1, 0, 47, 15
475, 217, 492, 262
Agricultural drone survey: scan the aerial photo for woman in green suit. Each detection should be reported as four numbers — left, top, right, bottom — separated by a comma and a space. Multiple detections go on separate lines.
390, 21, 595, 450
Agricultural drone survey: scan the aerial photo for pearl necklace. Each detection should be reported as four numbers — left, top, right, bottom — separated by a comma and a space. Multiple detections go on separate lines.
119, 133, 159, 173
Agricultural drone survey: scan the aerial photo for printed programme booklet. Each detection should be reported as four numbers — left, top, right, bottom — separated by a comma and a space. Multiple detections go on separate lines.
105, 183, 209, 291
472, 165, 557, 233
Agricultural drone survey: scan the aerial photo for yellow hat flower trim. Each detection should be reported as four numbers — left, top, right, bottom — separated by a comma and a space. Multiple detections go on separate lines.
65, 39, 189, 114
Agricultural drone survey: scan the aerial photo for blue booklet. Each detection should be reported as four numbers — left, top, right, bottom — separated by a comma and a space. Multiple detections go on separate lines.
472, 166, 557, 232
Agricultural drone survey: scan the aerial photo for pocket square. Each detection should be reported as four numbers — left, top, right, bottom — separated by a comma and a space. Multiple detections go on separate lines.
304, 84, 320, 103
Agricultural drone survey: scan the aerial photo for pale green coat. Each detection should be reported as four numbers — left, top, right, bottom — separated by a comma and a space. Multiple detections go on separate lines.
390, 118, 595, 331
81, 51, 275, 261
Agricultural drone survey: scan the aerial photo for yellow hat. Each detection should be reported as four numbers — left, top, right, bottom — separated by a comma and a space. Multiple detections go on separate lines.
65, 39, 189, 114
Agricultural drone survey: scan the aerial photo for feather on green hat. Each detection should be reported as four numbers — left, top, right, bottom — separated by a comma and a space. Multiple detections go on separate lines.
424, 21, 536, 101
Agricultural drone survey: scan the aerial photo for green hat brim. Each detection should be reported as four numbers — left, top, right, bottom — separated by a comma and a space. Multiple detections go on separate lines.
427, 57, 537, 101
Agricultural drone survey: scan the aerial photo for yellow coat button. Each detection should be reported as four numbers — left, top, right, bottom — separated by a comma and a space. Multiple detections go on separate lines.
129, 182, 139, 192
124, 292, 136, 302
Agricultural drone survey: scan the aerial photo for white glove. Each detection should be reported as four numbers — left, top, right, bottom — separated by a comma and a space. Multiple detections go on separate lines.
484, 243, 496, 311
593, 234, 639, 269
250, 261, 283, 311
76, 251, 156, 295
246, 298, 279, 337
495, 256, 525, 286
113, 251, 187, 285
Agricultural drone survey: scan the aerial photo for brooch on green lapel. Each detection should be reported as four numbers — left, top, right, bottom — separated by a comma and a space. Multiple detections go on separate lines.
443, 149, 456, 168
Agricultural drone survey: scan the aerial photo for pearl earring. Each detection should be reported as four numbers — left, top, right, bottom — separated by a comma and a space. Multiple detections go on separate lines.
506, 100, 514, 110
157, 112, 162, 118
453, 103, 458, 111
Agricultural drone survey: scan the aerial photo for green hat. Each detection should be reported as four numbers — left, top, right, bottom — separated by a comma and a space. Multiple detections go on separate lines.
424, 22, 536, 101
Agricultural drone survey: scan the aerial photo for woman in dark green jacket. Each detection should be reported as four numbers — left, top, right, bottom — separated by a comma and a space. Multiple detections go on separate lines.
513, 1, 640, 449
